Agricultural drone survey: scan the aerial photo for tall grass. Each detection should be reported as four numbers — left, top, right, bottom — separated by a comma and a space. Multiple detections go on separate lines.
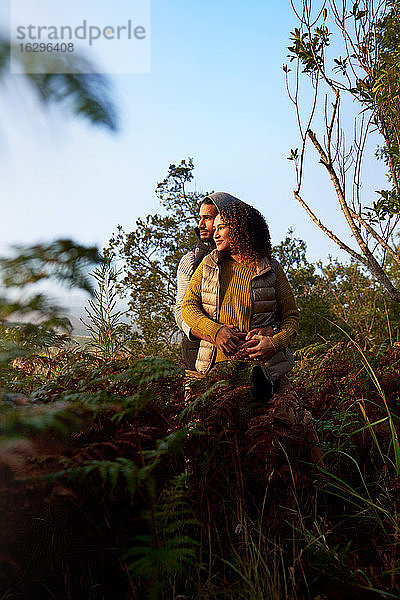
320, 317, 400, 474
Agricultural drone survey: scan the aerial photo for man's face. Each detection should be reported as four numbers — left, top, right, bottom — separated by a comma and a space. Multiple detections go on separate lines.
198, 203, 218, 241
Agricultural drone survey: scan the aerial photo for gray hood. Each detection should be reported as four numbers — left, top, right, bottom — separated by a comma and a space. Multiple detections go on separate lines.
202, 191, 243, 211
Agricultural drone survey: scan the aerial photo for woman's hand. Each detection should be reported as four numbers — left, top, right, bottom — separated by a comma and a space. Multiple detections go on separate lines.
215, 325, 246, 356
245, 326, 274, 339
243, 333, 276, 361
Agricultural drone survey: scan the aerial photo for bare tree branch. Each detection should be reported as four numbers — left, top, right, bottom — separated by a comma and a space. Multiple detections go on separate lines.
308, 128, 400, 300
293, 190, 368, 264
349, 208, 400, 265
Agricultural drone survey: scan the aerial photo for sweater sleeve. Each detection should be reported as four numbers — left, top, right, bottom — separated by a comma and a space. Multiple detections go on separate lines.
181, 262, 224, 342
174, 252, 195, 339
270, 263, 299, 352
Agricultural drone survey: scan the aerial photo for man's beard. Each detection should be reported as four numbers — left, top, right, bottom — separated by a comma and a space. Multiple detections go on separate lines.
200, 230, 212, 240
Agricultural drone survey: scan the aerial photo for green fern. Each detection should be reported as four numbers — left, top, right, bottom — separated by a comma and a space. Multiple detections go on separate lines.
111, 357, 184, 423
51, 457, 150, 498
180, 380, 229, 422
0, 400, 82, 442
125, 473, 201, 597
293, 341, 330, 359
49, 426, 191, 500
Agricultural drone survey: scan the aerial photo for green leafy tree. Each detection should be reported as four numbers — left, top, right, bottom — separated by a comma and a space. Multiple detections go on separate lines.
286, 0, 400, 301
273, 229, 400, 348
274, 229, 339, 348
316, 257, 400, 346
106, 158, 210, 357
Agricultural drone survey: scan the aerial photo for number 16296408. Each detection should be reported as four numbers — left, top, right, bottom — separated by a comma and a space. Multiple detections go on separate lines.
19, 42, 74, 53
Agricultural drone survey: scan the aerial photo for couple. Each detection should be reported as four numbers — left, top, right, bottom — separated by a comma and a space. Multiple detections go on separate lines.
174, 192, 299, 406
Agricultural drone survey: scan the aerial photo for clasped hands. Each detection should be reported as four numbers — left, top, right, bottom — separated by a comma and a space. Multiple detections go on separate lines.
215, 324, 276, 362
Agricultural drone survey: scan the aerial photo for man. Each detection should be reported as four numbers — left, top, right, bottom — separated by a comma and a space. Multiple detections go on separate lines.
174, 192, 242, 369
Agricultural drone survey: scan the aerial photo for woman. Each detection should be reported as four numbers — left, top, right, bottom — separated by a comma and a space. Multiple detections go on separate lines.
181, 200, 299, 403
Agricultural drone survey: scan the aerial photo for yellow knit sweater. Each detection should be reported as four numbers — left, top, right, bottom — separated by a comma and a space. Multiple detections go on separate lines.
181, 257, 299, 364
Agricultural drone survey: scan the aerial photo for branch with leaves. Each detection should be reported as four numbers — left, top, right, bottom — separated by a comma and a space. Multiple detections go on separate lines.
286, 0, 400, 301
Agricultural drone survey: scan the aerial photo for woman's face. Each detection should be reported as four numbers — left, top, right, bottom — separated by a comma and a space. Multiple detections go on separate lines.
213, 214, 231, 252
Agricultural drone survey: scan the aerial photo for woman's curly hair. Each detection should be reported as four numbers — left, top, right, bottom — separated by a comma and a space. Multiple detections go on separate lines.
219, 201, 272, 262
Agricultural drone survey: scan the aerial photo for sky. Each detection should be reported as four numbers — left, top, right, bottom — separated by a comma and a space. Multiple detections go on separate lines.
0, 0, 389, 315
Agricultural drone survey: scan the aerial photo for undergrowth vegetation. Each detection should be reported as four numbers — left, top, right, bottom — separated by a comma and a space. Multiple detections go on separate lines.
1, 341, 400, 599
1, 242, 400, 599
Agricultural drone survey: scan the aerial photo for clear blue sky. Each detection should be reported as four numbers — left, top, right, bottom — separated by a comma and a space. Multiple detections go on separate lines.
0, 0, 387, 283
